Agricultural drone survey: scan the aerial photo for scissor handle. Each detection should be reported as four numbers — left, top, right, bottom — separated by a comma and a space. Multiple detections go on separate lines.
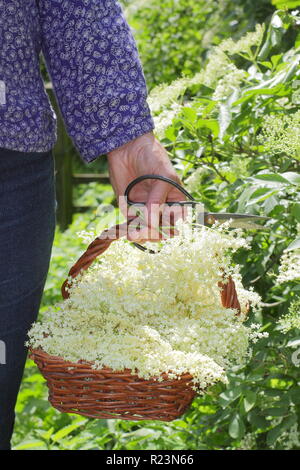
124, 174, 196, 206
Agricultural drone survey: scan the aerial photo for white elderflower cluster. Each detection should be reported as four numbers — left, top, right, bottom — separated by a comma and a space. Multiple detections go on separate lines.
219, 23, 265, 57
213, 67, 246, 101
148, 77, 190, 114
239, 432, 257, 450
201, 48, 232, 88
280, 423, 300, 450
28, 220, 263, 391
259, 110, 300, 160
147, 73, 203, 114
278, 298, 300, 332
76, 229, 97, 244
247, 322, 269, 343
277, 249, 300, 284
153, 102, 183, 138
270, 417, 300, 450
185, 167, 211, 193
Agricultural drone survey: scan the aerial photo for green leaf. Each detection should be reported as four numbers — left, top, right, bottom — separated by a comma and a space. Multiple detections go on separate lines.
290, 388, 300, 404
41, 426, 54, 441
286, 337, 300, 348
196, 118, 219, 138
260, 61, 272, 69
182, 107, 197, 123
247, 187, 279, 205
271, 54, 282, 67
266, 424, 284, 447
52, 422, 86, 442
237, 186, 259, 212
218, 103, 231, 142
229, 414, 245, 440
258, 36, 273, 62
282, 172, 300, 185
164, 126, 177, 142
248, 411, 268, 429
243, 391, 257, 412
239, 58, 300, 98
286, 238, 300, 251
14, 440, 47, 450
219, 387, 242, 407
263, 195, 279, 214
267, 415, 297, 446
263, 407, 288, 417
253, 173, 290, 184
291, 203, 300, 222
234, 85, 283, 105
271, 0, 300, 8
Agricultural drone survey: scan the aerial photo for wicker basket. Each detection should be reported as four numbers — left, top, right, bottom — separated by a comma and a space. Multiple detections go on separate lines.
30, 221, 242, 422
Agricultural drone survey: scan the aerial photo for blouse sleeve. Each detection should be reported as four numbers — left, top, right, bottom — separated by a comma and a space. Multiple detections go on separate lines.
38, 0, 155, 162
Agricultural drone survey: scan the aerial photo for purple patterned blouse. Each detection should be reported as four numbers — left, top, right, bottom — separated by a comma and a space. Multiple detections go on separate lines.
0, 0, 155, 162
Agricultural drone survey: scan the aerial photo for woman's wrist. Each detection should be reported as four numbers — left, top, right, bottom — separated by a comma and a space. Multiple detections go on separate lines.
107, 131, 155, 158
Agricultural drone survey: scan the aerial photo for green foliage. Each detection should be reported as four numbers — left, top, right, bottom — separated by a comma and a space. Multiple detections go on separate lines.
272, 0, 300, 8
13, 3, 300, 450
123, 0, 275, 89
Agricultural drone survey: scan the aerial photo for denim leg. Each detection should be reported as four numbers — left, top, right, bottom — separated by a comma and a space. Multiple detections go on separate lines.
0, 148, 56, 450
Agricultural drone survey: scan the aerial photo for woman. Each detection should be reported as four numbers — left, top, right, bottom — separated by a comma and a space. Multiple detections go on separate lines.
0, 0, 184, 449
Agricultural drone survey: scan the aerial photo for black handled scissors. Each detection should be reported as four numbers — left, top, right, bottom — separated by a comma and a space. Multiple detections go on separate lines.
124, 174, 270, 230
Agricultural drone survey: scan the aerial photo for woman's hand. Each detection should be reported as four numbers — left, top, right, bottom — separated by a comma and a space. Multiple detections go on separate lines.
107, 131, 186, 241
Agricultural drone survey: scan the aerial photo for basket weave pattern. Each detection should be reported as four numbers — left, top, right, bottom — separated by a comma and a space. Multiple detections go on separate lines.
30, 221, 242, 422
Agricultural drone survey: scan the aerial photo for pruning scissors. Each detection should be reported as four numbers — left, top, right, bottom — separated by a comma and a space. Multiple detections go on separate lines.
124, 174, 270, 230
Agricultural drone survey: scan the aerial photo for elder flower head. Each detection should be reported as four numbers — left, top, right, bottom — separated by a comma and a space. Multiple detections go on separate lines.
219, 23, 265, 57
278, 298, 300, 332
258, 111, 300, 160
277, 248, 300, 284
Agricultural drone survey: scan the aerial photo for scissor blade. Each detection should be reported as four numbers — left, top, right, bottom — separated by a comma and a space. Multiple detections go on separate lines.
198, 212, 270, 229
220, 220, 268, 229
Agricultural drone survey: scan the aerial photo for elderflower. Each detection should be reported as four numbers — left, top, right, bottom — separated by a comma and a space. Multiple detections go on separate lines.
277, 249, 300, 284
147, 77, 191, 114
278, 298, 300, 332
258, 111, 300, 160
219, 24, 265, 57
271, 418, 300, 450
28, 220, 263, 391
239, 433, 257, 450
202, 48, 232, 88
213, 67, 246, 101
77, 229, 97, 244
153, 102, 183, 138
147, 73, 203, 114
184, 167, 212, 193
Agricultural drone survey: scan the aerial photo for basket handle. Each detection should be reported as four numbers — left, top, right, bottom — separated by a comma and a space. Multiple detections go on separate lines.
61, 220, 242, 314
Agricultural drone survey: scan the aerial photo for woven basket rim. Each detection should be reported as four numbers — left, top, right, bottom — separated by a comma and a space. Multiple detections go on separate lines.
29, 347, 195, 382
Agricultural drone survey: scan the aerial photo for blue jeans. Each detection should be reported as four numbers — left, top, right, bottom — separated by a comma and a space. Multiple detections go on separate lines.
0, 148, 56, 450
